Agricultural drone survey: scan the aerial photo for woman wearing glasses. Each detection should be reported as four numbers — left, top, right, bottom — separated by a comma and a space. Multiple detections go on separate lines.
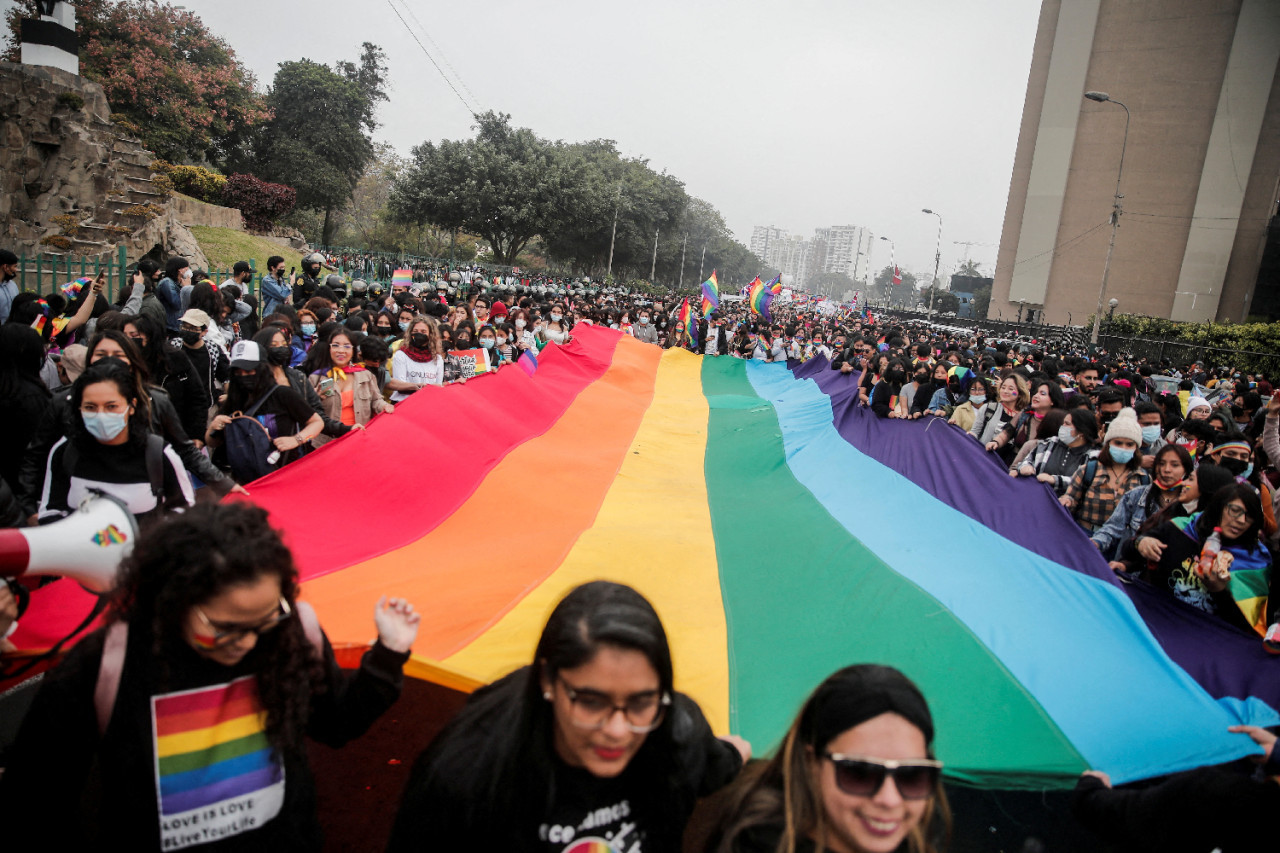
708, 664, 950, 853
0, 501, 421, 848
1129, 482, 1275, 635
305, 327, 394, 446
389, 580, 751, 851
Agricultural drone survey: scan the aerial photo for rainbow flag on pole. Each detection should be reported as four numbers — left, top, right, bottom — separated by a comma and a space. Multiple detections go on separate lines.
748, 279, 774, 321
763, 274, 782, 295
392, 269, 413, 287
677, 297, 697, 346
700, 270, 720, 317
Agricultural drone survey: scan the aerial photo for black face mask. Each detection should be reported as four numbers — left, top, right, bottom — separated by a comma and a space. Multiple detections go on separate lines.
888, 371, 907, 384
1219, 457, 1251, 477
179, 329, 202, 346
915, 374, 930, 386
410, 333, 430, 349
267, 346, 292, 367
232, 372, 257, 390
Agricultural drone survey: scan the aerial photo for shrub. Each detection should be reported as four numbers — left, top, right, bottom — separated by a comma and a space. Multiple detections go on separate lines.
55, 92, 84, 110
222, 173, 296, 232
109, 113, 141, 137
150, 161, 225, 204
40, 235, 74, 251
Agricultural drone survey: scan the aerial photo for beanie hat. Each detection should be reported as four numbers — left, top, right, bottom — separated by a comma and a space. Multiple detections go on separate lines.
59, 343, 87, 383
1186, 396, 1211, 417
800, 664, 934, 750
1105, 407, 1143, 445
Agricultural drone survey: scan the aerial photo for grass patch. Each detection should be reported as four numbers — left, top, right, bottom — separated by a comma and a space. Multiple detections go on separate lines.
189, 225, 312, 279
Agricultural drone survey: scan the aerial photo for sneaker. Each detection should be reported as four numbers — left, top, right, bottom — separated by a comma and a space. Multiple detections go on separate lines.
1265, 621, 1280, 655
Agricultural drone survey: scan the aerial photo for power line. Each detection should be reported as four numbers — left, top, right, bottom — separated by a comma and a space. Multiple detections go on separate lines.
384, 0, 477, 117
399, 1, 483, 111
1010, 220, 1109, 271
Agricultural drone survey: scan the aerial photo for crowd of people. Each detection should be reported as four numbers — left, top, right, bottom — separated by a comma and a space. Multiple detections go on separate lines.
0, 246, 1277, 850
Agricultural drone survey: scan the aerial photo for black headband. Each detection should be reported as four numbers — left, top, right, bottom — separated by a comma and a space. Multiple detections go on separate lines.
803, 664, 934, 750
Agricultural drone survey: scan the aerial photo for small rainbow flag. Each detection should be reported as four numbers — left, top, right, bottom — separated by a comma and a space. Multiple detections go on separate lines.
91, 524, 128, 547
30, 298, 50, 335
764, 274, 782, 295
518, 349, 539, 377
152, 677, 283, 818
60, 277, 93, 300
392, 269, 413, 287
677, 297, 695, 346
700, 270, 720, 318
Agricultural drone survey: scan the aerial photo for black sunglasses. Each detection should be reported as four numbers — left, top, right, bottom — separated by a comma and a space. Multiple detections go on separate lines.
823, 752, 942, 800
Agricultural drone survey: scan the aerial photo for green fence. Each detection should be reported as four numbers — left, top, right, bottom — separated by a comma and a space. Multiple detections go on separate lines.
12, 249, 269, 303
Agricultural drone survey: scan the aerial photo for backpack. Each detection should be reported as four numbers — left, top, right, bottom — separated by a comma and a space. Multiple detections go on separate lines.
222, 385, 281, 484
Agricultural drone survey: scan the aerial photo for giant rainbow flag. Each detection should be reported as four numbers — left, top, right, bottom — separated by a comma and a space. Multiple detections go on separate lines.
12, 327, 1278, 789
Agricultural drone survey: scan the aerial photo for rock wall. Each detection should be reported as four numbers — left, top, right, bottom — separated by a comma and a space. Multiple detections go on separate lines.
0, 61, 246, 270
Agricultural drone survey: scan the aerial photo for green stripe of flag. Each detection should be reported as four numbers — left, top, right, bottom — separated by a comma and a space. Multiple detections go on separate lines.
700, 357, 1086, 788
158, 730, 270, 777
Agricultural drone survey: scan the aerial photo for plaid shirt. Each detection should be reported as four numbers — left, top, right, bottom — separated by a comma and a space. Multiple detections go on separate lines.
1062, 459, 1150, 532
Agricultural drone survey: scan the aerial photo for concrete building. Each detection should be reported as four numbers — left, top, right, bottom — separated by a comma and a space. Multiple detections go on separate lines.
991, 0, 1280, 327
813, 225, 871, 279
748, 226, 786, 265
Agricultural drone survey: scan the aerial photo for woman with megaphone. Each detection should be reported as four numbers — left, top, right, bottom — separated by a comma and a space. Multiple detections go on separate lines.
0, 501, 421, 849
35, 358, 194, 525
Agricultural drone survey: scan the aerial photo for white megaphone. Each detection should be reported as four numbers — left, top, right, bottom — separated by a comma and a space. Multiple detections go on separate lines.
0, 493, 139, 593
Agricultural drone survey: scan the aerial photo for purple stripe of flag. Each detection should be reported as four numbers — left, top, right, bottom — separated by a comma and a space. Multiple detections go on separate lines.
160, 763, 281, 815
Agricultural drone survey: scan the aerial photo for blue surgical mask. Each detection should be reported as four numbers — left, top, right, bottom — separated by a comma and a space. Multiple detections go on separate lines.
1057, 426, 1075, 443
1109, 446, 1135, 465
479, 338, 495, 349
399, 322, 409, 332
301, 323, 316, 336
969, 395, 986, 406
1141, 425, 1161, 445
82, 410, 128, 442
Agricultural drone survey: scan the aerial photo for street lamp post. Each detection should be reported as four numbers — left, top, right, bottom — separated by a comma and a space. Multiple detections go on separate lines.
606, 181, 622, 280
922, 209, 942, 318
879, 236, 894, 307
1084, 91, 1130, 346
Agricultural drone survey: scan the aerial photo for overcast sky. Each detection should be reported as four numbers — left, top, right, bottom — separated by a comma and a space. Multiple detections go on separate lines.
10, 0, 1042, 280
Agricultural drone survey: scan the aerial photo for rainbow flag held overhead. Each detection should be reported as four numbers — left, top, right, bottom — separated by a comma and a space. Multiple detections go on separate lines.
700, 270, 720, 317
14, 328, 1279, 793
748, 279, 774, 321
391, 269, 413, 286
60, 277, 93, 300
763, 274, 782, 295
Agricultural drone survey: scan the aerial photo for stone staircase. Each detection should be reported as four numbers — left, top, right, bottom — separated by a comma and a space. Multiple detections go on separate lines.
66, 134, 164, 256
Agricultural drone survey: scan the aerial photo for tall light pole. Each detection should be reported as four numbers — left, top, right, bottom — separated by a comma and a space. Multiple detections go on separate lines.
606, 181, 622, 280
922, 208, 942, 318
679, 232, 688, 290
650, 227, 659, 284
1084, 90, 1130, 346
879, 236, 894, 308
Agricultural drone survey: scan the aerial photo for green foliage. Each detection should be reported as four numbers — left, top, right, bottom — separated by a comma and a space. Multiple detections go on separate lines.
255, 48, 386, 242
918, 286, 960, 314
4, 1, 271, 167
809, 271, 858, 298
872, 265, 917, 302
152, 161, 227, 204
55, 92, 84, 110
1102, 314, 1280, 373
389, 112, 593, 265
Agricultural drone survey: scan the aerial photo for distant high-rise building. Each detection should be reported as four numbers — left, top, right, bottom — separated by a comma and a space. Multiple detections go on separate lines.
748, 223, 871, 292
812, 225, 870, 279
748, 226, 786, 264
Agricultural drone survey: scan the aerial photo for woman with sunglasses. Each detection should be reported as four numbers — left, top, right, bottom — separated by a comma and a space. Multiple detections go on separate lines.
389, 581, 751, 851
0, 501, 420, 848
708, 664, 950, 853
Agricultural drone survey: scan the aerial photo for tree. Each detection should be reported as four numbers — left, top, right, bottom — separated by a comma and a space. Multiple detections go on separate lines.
956, 259, 983, 278
810, 271, 857, 298
389, 112, 593, 265
255, 46, 386, 244
871, 265, 917, 303
3, 0, 270, 166
918, 286, 960, 314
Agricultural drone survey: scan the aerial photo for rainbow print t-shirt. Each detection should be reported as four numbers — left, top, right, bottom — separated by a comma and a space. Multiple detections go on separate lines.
150, 676, 285, 849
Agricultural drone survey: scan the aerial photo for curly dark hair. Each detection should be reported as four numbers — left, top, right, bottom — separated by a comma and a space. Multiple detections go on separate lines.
109, 502, 323, 753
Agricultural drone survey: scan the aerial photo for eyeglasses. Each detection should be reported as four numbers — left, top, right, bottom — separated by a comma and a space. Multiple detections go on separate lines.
1223, 503, 1251, 520
193, 597, 292, 648
823, 753, 943, 800
556, 676, 671, 732
330, 343, 354, 351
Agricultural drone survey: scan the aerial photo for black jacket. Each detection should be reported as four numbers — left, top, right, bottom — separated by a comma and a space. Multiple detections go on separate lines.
18, 385, 231, 516
696, 320, 730, 355
0, 618, 408, 850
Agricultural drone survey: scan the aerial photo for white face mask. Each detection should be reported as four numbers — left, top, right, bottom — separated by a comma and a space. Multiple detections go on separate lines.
496, 336, 507, 345
551, 313, 563, 322
515, 319, 526, 329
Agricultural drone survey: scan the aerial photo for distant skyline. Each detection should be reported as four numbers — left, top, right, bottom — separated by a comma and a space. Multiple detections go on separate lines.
4, 0, 1041, 280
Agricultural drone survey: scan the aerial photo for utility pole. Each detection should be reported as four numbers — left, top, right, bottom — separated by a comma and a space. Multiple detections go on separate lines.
698, 244, 706, 283
923, 209, 942, 318
679, 232, 688, 290
606, 181, 622, 279
650, 227, 659, 284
